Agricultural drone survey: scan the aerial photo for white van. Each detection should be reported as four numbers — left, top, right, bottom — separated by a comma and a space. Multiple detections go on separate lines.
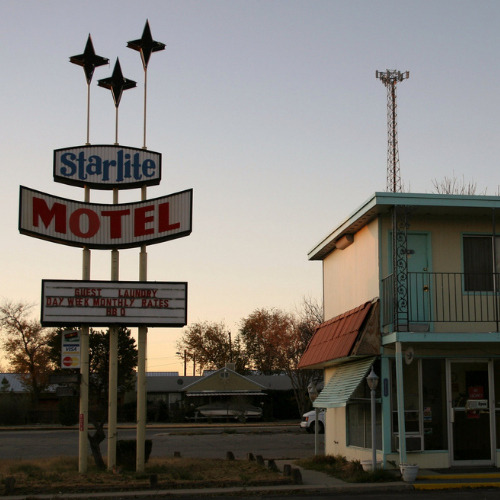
299, 409, 325, 434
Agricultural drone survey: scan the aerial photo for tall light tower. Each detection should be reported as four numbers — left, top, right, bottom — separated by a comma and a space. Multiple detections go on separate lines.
376, 69, 409, 192
377, 70, 411, 468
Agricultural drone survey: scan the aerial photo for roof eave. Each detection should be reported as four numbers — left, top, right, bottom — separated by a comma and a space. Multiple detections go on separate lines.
308, 191, 500, 261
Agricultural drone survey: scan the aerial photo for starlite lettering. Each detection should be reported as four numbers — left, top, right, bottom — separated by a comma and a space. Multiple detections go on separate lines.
59, 150, 156, 183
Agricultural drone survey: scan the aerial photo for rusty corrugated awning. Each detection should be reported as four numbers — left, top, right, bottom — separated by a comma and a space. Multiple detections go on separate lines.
313, 357, 376, 408
298, 301, 373, 369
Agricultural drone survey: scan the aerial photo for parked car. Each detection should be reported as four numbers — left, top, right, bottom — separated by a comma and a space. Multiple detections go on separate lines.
300, 409, 325, 434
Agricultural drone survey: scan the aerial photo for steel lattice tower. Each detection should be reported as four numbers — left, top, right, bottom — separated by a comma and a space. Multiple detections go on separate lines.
376, 69, 409, 192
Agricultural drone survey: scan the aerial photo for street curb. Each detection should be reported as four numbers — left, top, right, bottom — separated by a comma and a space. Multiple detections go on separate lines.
0, 482, 414, 500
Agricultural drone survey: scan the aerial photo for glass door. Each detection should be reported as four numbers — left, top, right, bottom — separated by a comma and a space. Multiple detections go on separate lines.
447, 360, 494, 465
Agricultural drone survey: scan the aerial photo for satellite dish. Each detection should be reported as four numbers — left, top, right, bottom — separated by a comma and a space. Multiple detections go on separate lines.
405, 347, 414, 365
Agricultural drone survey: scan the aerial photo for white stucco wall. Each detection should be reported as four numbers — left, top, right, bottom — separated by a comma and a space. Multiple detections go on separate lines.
322, 219, 380, 320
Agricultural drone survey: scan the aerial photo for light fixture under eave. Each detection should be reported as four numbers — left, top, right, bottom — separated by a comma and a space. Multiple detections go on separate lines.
335, 234, 354, 250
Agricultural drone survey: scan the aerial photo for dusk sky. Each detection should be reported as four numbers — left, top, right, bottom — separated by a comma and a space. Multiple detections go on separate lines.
2, 1, 500, 374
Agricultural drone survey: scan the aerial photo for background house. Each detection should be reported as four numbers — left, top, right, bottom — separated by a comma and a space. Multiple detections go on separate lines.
300, 191, 500, 469
0, 373, 59, 424
141, 368, 297, 422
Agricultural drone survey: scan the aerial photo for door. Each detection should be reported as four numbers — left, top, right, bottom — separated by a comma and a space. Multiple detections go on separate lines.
406, 234, 431, 325
389, 232, 431, 328
447, 360, 494, 465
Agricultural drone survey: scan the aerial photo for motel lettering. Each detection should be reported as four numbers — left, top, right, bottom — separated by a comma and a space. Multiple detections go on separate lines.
32, 196, 180, 237
19, 186, 193, 249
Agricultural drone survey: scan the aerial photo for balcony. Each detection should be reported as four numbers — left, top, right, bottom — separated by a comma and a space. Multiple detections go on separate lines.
381, 272, 500, 333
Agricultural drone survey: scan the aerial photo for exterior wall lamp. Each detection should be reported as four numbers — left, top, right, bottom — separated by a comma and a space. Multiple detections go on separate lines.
335, 234, 354, 250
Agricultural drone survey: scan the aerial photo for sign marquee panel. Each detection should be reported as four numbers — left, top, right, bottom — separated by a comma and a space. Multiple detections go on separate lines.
53, 145, 162, 189
19, 186, 192, 249
41, 280, 188, 327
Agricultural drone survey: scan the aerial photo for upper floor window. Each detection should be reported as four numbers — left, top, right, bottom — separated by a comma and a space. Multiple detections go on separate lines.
463, 235, 500, 291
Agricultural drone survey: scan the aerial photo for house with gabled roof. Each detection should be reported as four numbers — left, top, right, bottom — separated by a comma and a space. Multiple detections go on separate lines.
182, 364, 266, 421
299, 191, 500, 469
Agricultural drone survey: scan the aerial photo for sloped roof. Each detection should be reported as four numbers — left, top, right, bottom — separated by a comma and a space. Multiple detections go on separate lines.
298, 301, 374, 369
146, 376, 199, 392
183, 366, 266, 394
142, 373, 292, 393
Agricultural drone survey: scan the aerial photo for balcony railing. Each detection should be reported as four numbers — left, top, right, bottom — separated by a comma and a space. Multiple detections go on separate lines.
381, 272, 500, 332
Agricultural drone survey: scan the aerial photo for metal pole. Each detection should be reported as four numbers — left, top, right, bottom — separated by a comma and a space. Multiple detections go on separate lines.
371, 386, 376, 470
115, 107, 119, 145
79, 248, 90, 473
314, 407, 319, 456
79, 185, 91, 474
136, 185, 148, 472
108, 188, 119, 471
136, 322, 147, 472
86, 83, 91, 145
395, 342, 407, 464
143, 68, 147, 149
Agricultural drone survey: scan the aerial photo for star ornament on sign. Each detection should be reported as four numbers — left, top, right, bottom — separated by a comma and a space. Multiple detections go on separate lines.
98, 58, 136, 107
127, 20, 166, 69
70, 34, 109, 84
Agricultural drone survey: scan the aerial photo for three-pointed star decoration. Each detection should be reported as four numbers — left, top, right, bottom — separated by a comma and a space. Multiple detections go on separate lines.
127, 20, 166, 69
97, 58, 136, 107
69, 34, 109, 84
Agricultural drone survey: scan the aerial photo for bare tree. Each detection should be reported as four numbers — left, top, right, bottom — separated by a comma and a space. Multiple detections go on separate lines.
431, 173, 485, 195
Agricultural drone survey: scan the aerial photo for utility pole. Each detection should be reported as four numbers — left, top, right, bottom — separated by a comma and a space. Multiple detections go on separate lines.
375, 70, 409, 192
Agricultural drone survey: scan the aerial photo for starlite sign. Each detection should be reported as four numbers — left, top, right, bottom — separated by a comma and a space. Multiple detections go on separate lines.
19, 186, 192, 249
54, 145, 162, 189
41, 280, 188, 326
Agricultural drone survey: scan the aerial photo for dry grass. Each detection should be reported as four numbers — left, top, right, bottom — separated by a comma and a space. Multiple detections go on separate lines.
0, 456, 292, 495
296, 455, 399, 483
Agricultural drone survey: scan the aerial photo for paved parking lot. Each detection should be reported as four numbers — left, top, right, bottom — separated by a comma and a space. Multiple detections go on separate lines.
0, 424, 325, 461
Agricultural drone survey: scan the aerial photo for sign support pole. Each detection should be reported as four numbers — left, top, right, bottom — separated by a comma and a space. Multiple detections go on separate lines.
137, 186, 148, 472
79, 248, 90, 473
79, 185, 91, 474
108, 188, 119, 471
